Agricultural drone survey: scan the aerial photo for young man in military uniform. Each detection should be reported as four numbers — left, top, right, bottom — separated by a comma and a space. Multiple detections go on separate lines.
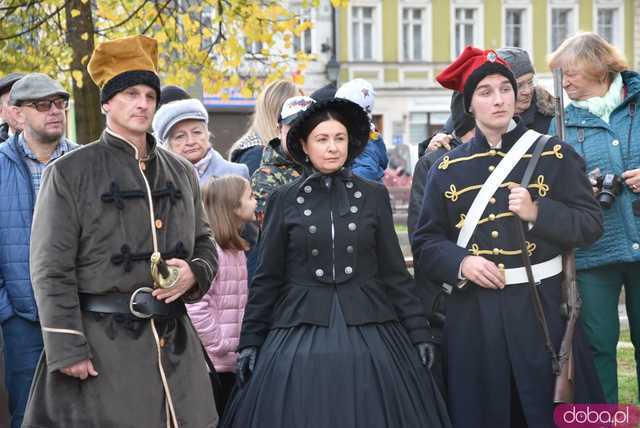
23, 35, 218, 428
412, 46, 604, 428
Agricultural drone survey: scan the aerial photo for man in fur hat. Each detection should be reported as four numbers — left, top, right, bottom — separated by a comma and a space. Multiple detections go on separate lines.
23, 35, 219, 428
412, 46, 604, 427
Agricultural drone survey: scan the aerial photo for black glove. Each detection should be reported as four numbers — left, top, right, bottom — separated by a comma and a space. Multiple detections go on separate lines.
236, 346, 258, 384
416, 342, 437, 369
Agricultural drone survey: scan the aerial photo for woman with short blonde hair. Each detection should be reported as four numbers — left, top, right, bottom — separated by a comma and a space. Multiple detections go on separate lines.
549, 32, 628, 84
549, 32, 640, 403
228, 80, 300, 176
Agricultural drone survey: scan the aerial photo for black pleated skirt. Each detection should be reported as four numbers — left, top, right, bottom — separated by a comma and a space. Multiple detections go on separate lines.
221, 294, 452, 428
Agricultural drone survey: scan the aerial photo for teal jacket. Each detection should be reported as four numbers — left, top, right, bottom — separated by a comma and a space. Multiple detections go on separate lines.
550, 70, 640, 270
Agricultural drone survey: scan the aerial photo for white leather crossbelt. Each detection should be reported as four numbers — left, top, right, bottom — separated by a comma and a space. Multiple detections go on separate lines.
503, 255, 563, 285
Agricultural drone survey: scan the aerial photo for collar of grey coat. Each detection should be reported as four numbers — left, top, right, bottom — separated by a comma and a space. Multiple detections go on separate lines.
104, 128, 158, 161
298, 167, 354, 217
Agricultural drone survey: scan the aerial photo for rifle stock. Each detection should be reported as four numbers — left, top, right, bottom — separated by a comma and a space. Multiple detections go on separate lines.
554, 251, 581, 403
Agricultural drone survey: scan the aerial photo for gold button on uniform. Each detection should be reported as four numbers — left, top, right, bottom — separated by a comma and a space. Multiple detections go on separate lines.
488, 165, 495, 172
489, 150, 497, 156
155, 219, 163, 229
489, 197, 496, 204
498, 263, 505, 270
489, 214, 496, 221
139, 161, 146, 171
491, 231, 499, 238
493, 248, 500, 255
159, 338, 166, 348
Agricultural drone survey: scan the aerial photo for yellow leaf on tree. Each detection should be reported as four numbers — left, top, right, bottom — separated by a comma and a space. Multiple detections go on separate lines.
330, 0, 350, 7
229, 74, 240, 86
80, 33, 88, 41
71, 9, 81, 17
240, 86, 253, 98
292, 72, 304, 85
71, 70, 84, 88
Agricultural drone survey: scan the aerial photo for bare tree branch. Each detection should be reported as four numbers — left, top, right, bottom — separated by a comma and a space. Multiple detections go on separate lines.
211, 0, 226, 45
0, 1, 67, 41
141, 0, 171, 34
94, 0, 150, 33
0, 0, 41, 12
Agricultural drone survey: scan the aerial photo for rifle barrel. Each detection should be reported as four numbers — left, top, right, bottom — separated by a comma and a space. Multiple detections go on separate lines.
552, 69, 565, 142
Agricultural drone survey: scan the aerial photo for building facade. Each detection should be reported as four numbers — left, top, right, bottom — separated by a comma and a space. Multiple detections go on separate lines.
196, 0, 636, 162
329, 0, 635, 171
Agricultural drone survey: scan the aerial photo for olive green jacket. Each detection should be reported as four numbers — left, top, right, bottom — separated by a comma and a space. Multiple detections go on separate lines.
24, 130, 218, 428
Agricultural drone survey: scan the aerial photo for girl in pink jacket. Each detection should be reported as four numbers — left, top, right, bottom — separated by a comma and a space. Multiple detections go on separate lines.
187, 175, 256, 414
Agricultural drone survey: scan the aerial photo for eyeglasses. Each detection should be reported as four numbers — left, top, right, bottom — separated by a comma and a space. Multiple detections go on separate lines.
22, 98, 69, 112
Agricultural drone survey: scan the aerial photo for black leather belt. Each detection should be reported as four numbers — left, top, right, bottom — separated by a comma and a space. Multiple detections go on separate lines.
79, 287, 186, 319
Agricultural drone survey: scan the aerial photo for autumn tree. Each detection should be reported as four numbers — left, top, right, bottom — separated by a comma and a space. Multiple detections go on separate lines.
0, 0, 335, 143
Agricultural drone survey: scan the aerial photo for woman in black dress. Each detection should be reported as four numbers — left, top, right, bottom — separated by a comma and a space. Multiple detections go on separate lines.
222, 98, 451, 428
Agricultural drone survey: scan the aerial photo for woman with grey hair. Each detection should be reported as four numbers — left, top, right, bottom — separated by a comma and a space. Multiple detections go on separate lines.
153, 98, 249, 183
549, 31, 640, 403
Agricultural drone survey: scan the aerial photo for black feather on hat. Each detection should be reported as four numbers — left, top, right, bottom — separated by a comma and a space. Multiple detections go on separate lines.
286, 98, 371, 168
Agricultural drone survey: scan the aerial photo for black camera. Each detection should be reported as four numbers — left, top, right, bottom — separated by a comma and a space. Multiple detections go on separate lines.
595, 174, 624, 209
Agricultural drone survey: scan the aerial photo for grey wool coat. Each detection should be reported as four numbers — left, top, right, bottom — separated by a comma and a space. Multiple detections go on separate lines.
23, 130, 219, 428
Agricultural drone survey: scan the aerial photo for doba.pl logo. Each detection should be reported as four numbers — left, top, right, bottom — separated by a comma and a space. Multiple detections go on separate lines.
554, 404, 640, 427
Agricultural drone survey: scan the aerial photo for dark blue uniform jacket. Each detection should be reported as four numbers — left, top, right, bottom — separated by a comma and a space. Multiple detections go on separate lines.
412, 121, 605, 428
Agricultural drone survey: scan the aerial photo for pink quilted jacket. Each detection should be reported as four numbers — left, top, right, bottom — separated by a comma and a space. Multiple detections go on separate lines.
186, 245, 248, 373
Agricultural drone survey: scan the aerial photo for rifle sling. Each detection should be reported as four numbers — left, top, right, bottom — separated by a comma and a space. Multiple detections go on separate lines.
515, 134, 561, 375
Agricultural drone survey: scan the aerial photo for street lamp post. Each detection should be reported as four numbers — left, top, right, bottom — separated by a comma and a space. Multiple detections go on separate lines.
325, 4, 340, 84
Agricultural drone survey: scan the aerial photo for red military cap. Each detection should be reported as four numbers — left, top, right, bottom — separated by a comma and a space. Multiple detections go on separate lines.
436, 46, 517, 112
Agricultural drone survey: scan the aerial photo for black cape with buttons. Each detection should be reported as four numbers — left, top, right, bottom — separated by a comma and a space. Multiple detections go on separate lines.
239, 168, 432, 350
412, 121, 605, 427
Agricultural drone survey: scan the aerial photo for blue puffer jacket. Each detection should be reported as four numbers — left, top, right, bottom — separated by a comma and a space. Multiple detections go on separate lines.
549, 70, 640, 270
352, 134, 388, 182
0, 135, 76, 322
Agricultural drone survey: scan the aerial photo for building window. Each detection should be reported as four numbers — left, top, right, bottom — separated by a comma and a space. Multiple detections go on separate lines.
551, 8, 574, 52
596, 8, 617, 44
454, 8, 477, 57
352, 6, 375, 60
402, 7, 425, 61
293, 8, 313, 54
409, 112, 428, 145
505, 8, 525, 48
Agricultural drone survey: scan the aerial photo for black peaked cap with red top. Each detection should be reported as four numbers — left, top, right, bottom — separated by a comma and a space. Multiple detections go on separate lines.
436, 46, 518, 113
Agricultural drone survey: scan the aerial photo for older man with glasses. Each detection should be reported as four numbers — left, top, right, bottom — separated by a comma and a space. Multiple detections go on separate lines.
0, 73, 77, 428
0, 73, 25, 143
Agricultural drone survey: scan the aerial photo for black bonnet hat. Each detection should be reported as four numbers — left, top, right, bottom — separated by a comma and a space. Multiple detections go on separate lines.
287, 97, 371, 168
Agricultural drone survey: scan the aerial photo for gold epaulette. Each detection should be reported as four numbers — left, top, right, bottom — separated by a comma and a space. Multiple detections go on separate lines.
438, 145, 563, 170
